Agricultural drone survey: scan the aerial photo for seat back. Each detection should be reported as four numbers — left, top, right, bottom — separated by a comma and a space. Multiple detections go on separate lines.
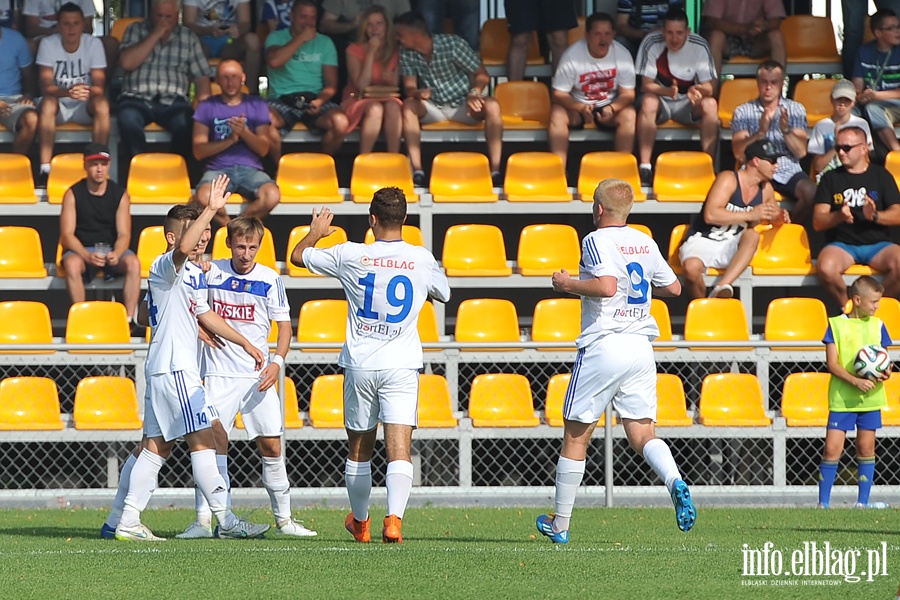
276, 153, 343, 203
650, 298, 674, 350
531, 298, 580, 348
751, 223, 814, 274
418, 300, 440, 349
455, 299, 520, 350
286, 225, 348, 276
792, 79, 836, 125
578, 152, 646, 200
718, 78, 759, 128
781, 372, 830, 426
110, 17, 141, 41
0, 301, 53, 354
350, 153, 417, 203
764, 297, 828, 349
212, 226, 278, 271
127, 153, 192, 204
0, 154, 36, 203
698, 373, 772, 426
0, 226, 47, 277
364, 225, 424, 246
137, 225, 167, 278
628, 223, 653, 237
653, 151, 715, 201
309, 374, 344, 427
480, 18, 542, 65
442, 224, 512, 276
656, 374, 693, 426
282, 377, 304, 428
504, 152, 570, 202
417, 374, 457, 427
782, 15, 840, 62
886, 150, 900, 188
0, 377, 64, 430
47, 153, 86, 204
495, 81, 551, 128
882, 372, 900, 425
74, 376, 142, 430
875, 297, 900, 347
430, 152, 496, 202
667, 223, 689, 273
684, 298, 750, 349
296, 300, 347, 351
544, 373, 613, 426
517, 224, 580, 276
66, 301, 132, 353
469, 373, 539, 427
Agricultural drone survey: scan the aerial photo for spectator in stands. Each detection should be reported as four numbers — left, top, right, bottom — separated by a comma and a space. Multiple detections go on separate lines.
0, 0, 19, 29
117, 0, 211, 171
852, 9, 900, 155
842, 0, 900, 79
396, 10, 503, 187
814, 126, 900, 309
342, 5, 402, 154
415, 0, 479, 51
616, 0, 683, 57
23, 0, 118, 72
504, 0, 577, 81
265, 0, 349, 160
549, 12, 636, 169
680, 139, 787, 300
193, 59, 279, 226
36, 2, 109, 186
808, 80, 874, 182
183, 0, 261, 94
731, 60, 815, 223
319, 0, 410, 41
59, 143, 141, 321
635, 8, 717, 188
261, 0, 292, 32
702, 0, 785, 81
0, 26, 38, 155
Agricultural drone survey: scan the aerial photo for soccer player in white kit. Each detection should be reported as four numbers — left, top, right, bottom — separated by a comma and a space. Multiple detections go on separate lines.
115, 176, 271, 541
290, 187, 451, 544
535, 179, 696, 543
176, 216, 317, 539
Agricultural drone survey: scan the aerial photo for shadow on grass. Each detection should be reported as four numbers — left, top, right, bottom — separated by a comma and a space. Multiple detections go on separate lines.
0, 527, 102, 540
759, 526, 899, 536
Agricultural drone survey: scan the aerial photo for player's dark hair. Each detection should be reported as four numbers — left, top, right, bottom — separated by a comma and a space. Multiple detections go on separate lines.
58, 1, 84, 18
662, 7, 689, 26
393, 10, 429, 35
227, 216, 265, 243
164, 203, 201, 234
370, 186, 407, 227
585, 12, 614, 31
756, 59, 785, 76
291, 0, 317, 14
871, 9, 898, 33
849, 275, 884, 299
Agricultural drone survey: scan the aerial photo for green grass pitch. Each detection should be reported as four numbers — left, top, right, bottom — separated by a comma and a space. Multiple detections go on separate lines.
0, 507, 897, 599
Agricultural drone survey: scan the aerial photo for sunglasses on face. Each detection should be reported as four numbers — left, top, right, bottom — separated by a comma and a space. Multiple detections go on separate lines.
835, 143, 864, 153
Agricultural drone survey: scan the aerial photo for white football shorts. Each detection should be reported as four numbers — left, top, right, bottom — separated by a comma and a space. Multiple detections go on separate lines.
679, 232, 744, 269
144, 369, 219, 441
205, 375, 283, 439
343, 368, 419, 431
563, 333, 657, 423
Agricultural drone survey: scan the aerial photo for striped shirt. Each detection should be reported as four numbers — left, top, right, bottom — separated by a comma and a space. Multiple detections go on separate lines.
852, 42, 900, 91
617, 0, 684, 32
731, 98, 808, 185
120, 20, 210, 104
399, 33, 481, 107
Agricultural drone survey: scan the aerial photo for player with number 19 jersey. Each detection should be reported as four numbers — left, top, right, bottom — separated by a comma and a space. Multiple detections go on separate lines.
303, 240, 450, 369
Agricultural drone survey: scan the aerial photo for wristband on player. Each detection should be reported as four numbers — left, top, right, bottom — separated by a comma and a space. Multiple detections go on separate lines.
272, 355, 285, 368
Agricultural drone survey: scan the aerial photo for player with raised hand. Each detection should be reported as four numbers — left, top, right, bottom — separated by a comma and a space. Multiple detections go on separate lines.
536, 178, 696, 544
290, 187, 451, 544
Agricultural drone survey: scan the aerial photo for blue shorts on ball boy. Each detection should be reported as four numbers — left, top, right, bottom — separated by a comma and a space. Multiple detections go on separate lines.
826, 409, 882, 432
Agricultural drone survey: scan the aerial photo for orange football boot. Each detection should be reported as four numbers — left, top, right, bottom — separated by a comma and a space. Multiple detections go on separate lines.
382, 514, 403, 544
345, 513, 370, 543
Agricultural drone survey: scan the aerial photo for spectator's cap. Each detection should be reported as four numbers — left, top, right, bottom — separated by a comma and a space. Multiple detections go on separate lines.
831, 79, 857, 101
745, 139, 785, 163
83, 143, 111, 162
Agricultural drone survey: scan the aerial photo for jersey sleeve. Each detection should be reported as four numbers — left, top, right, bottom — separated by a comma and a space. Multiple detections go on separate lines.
302, 245, 342, 278
267, 274, 291, 321
882, 323, 893, 348
428, 258, 451, 303
822, 323, 835, 344
583, 235, 614, 278
153, 251, 179, 284
191, 270, 211, 317
650, 248, 678, 287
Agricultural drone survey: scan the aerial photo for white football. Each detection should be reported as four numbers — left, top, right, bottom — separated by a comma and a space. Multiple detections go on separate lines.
854, 344, 892, 381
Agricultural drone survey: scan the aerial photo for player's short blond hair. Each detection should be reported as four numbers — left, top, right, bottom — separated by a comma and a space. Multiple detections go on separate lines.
227, 216, 265, 244
849, 275, 884, 299
593, 178, 634, 220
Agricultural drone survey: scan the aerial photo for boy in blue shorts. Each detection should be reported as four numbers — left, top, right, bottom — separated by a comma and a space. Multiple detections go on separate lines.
818, 275, 892, 509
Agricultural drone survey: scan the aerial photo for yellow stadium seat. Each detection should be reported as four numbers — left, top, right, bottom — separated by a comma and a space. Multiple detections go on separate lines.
886, 150, 900, 187
544, 373, 613, 427
47, 153, 86, 204
0, 377, 64, 430
285, 225, 348, 276
418, 300, 440, 350
650, 298, 674, 350
504, 152, 570, 202
792, 79, 836, 125
127, 153, 192, 204
74, 377, 142, 430
531, 298, 580, 349
364, 225, 424, 246
578, 152, 646, 201
656, 374, 693, 426
881, 373, 900, 425
699, 373, 772, 426
0, 301, 53, 353
781, 372, 829, 427
718, 78, 758, 128
0, 227, 47, 277
875, 297, 900, 347
764, 297, 828, 350
566, 16, 586, 46
137, 226, 167, 278
750, 223, 815, 275
495, 81, 551, 129
0, 154, 36, 203
296, 300, 346, 351
212, 226, 278, 271
309, 374, 344, 428
66, 301, 132, 353
276, 153, 343, 203
417, 374, 458, 427
684, 298, 750, 350
110, 17, 141, 41
469, 373, 539, 427
430, 152, 496, 203
667, 223, 723, 276
782, 16, 840, 65
283, 377, 304, 428
653, 151, 715, 201
350, 153, 418, 203
517, 224, 580, 276
629, 223, 652, 237
442, 224, 512, 276
455, 298, 520, 350
480, 18, 543, 66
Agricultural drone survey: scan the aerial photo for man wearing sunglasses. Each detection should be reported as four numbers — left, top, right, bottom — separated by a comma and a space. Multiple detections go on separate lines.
852, 9, 900, 155
814, 126, 900, 310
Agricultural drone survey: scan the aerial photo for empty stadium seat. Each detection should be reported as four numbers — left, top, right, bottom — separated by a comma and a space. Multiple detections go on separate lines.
364, 225, 424, 246
430, 152, 497, 202
650, 298, 674, 350
137, 225, 167, 278
469, 373, 539, 427
0, 227, 47, 277
792, 79, 836, 125
47, 153, 86, 204
0, 377, 65, 430
656, 373, 693, 426
628, 223, 653, 237
455, 298, 520, 350
781, 372, 829, 426
480, 18, 543, 67
504, 152, 570, 202
875, 297, 900, 346
881, 373, 900, 425
653, 151, 715, 201
212, 226, 278, 271
578, 152, 647, 201
667, 224, 723, 276
0, 301, 53, 353
350, 153, 417, 203
764, 297, 828, 350
544, 373, 613, 427
566, 15, 586, 46
517, 224, 580, 275
417, 374, 458, 427
66, 301, 132, 353
282, 378, 304, 428
495, 81, 551, 129
782, 16, 840, 69
442, 224, 512, 276
296, 300, 346, 351
73, 377, 142, 430
684, 298, 750, 350
286, 225, 348, 276
309, 374, 344, 428
127, 153, 192, 204
531, 298, 580, 349
750, 224, 814, 274
886, 150, 900, 186
418, 300, 440, 349
718, 78, 758, 129
0, 154, 36, 204
698, 373, 772, 426
277, 153, 343, 203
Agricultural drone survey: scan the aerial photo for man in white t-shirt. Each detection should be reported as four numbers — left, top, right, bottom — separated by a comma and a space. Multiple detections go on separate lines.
35, 2, 108, 183
635, 8, 717, 188
808, 79, 875, 182
290, 186, 451, 544
550, 12, 636, 168
115, 176, 271, 542
24, 0, 117, 71
183, 0, 261, 94
535, 178, 695, 544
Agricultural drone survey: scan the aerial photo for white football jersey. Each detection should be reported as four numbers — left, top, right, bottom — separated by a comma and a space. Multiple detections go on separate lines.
303, 240, 451, 369
145, 251, 211, 375
203, 259, 290, 377
576, 225, 676, 348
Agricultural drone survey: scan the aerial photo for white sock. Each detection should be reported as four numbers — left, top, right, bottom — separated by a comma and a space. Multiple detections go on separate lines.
553, 457, 585, 533
40, 163, 50, 174
640, 162, 652, 170
105, 452, 137, 528
344, 459, 372, 522
385, 460, 414, 519
262, 455, 292, 524
642, 438, 682, 494
191, 449, 237, 529
217, 454, 231, 512
120, 448, 165, 527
